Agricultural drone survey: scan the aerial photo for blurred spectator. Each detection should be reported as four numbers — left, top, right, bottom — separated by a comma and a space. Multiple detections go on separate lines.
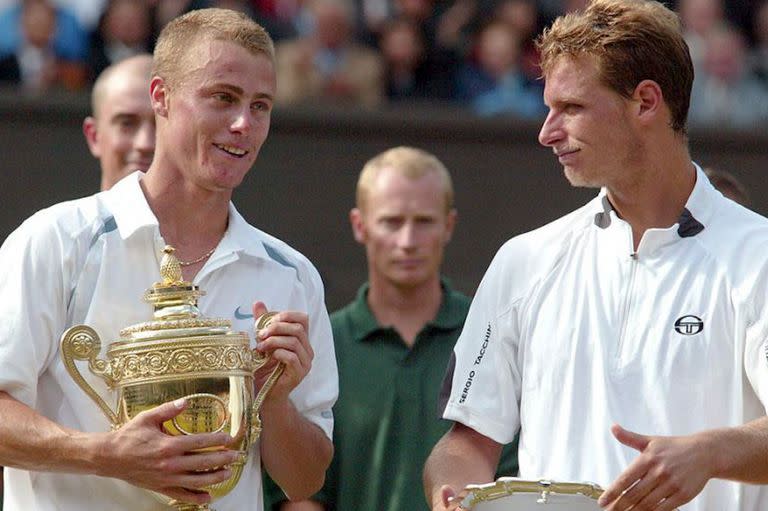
378, 17, 458, 101
275, 0, 384, 107
147, 0, 296, 45
0, 0, 88, 91
88, 0, 152, 79
456, 20, 545, 117
147, 0, 190, 32
540, 0, 587, 16
247, 0, 304, 41
678, 0, 726, 69
689, 24, 768, 128
492, 0, 540, 82
0, 0, 104, 33
0, 0, 87, 59
82, 53, 154, 190
433, 0, 475, 50
378, 18, 428, 99
393, 0, 463, 100
750, 0, 768, 86
705, 167, 751, 207
58, 0, 108, 29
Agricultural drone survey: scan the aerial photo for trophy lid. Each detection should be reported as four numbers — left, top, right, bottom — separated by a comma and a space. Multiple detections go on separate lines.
117, 246, 232, 342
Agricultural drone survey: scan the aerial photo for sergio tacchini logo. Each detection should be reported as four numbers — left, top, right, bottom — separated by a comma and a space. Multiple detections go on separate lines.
674, 315, 703, 335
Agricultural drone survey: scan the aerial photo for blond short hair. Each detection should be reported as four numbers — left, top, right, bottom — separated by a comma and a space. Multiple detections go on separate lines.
537, 0, 693, 133
356, 147, 455, 213
153, 8, 274, 88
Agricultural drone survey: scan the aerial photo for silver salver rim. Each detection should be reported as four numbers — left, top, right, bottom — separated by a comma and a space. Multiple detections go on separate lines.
461, 477, 603, 509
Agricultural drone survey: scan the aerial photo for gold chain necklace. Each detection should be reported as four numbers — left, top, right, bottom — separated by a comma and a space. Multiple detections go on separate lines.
177, 245, 217, 267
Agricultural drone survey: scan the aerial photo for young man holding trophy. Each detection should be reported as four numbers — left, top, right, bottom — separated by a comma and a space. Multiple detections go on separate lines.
0, 8, 337, 511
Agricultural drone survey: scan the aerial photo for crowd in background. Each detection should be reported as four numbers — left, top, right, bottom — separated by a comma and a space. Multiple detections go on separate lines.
0, 0, 767, 127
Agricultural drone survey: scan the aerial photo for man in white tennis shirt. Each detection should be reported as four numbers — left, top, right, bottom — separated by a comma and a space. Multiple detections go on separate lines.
0, 8, 336, 511
424, 1, 768, 510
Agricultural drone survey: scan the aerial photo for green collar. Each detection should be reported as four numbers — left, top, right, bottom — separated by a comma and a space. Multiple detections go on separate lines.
347, 278, 467, 343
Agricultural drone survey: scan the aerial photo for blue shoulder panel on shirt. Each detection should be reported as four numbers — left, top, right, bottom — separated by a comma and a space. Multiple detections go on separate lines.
89, 215, 117, 247
263, 242, 297, 270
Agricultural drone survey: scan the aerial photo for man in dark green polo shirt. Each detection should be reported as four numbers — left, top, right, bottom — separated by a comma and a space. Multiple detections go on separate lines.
266, 147, 517, 510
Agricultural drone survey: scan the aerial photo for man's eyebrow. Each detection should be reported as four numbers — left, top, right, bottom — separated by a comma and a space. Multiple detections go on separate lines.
110, 112, 140, 122
207, 83, 274, 101
211, 83, 244, 95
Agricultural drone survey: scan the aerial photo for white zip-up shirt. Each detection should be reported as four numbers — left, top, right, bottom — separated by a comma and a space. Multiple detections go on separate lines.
0, 172, 338, 511
442, 165, 768, 510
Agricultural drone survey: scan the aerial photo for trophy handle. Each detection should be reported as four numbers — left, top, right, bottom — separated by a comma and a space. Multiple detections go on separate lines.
60, 325, 120, 428
250, 363, 285, 440
250, 312, 285, 440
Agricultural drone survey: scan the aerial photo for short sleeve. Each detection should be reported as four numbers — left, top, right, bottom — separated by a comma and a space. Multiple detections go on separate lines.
288, 265, 338, 440
439, 247, 523, 444
0, 214, 71, 407
744, 264, 768, 411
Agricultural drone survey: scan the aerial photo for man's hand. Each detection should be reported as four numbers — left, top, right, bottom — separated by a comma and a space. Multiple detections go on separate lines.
252, 301, 313, 403
598, 424, 714, 511
434, 485, 466, 511
99, 398, 242, 505
251, 303, 332, 500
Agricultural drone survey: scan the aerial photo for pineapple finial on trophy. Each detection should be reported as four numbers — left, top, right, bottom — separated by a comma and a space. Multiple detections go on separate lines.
160, 246, 184, 285
142, 245, 205, 317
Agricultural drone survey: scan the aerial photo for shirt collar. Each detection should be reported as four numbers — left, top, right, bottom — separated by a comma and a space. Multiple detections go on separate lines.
103, 171, 158, 240
351, 278, 466, 343
103, 171, 271, 261
592, 162, 711, 238
217, 202, 270, 260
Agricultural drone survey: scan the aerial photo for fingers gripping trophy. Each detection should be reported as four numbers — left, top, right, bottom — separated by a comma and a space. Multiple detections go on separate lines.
59, 246, 283, 510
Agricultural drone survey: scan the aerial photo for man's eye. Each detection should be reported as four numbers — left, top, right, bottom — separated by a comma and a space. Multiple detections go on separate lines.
382, 218, 404, 228
115, 118, 138, 129
564, 103, 582, 114
214, 93, 234, 103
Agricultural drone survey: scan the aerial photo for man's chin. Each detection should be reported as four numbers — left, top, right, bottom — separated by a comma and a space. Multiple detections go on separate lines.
390, 273, 429, 290
563, 168, 599, 188
123, 166, 150, 176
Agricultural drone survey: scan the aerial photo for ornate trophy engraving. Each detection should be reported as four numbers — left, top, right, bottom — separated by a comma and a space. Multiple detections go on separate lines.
60, 246, 283, 510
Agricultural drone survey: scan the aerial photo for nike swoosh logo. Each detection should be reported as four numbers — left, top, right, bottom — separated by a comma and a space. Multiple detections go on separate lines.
234, 306, 254, 320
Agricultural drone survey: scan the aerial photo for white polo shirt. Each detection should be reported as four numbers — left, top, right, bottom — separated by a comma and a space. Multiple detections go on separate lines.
441, 165, 768, 510
0, 172, 338, 511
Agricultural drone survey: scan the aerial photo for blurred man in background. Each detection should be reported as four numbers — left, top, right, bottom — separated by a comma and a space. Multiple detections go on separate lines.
705, 167, 751, 207
82, 53, 154, 190
267, 146, 517, 511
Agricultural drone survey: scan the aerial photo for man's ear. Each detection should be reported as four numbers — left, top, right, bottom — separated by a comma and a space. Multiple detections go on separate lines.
150, 76, 169, 117
82, 116, 100, 158
350, 208, 367, 244
444, 208, 457, 244
632, 79, 663, 125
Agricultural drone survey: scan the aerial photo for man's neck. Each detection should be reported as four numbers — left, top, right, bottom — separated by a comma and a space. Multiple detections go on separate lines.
141, 168, 231, 280
367, 276, 443, 348
606, 144, 696, 250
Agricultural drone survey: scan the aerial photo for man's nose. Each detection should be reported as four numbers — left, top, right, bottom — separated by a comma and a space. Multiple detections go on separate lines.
230, 108, 253, 133
538, 110, 562, 148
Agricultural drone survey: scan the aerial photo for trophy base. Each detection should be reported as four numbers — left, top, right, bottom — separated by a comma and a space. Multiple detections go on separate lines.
173, 503, 214, 511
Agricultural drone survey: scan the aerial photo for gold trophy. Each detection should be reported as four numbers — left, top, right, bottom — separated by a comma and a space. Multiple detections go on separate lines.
60, 246, 283, 510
